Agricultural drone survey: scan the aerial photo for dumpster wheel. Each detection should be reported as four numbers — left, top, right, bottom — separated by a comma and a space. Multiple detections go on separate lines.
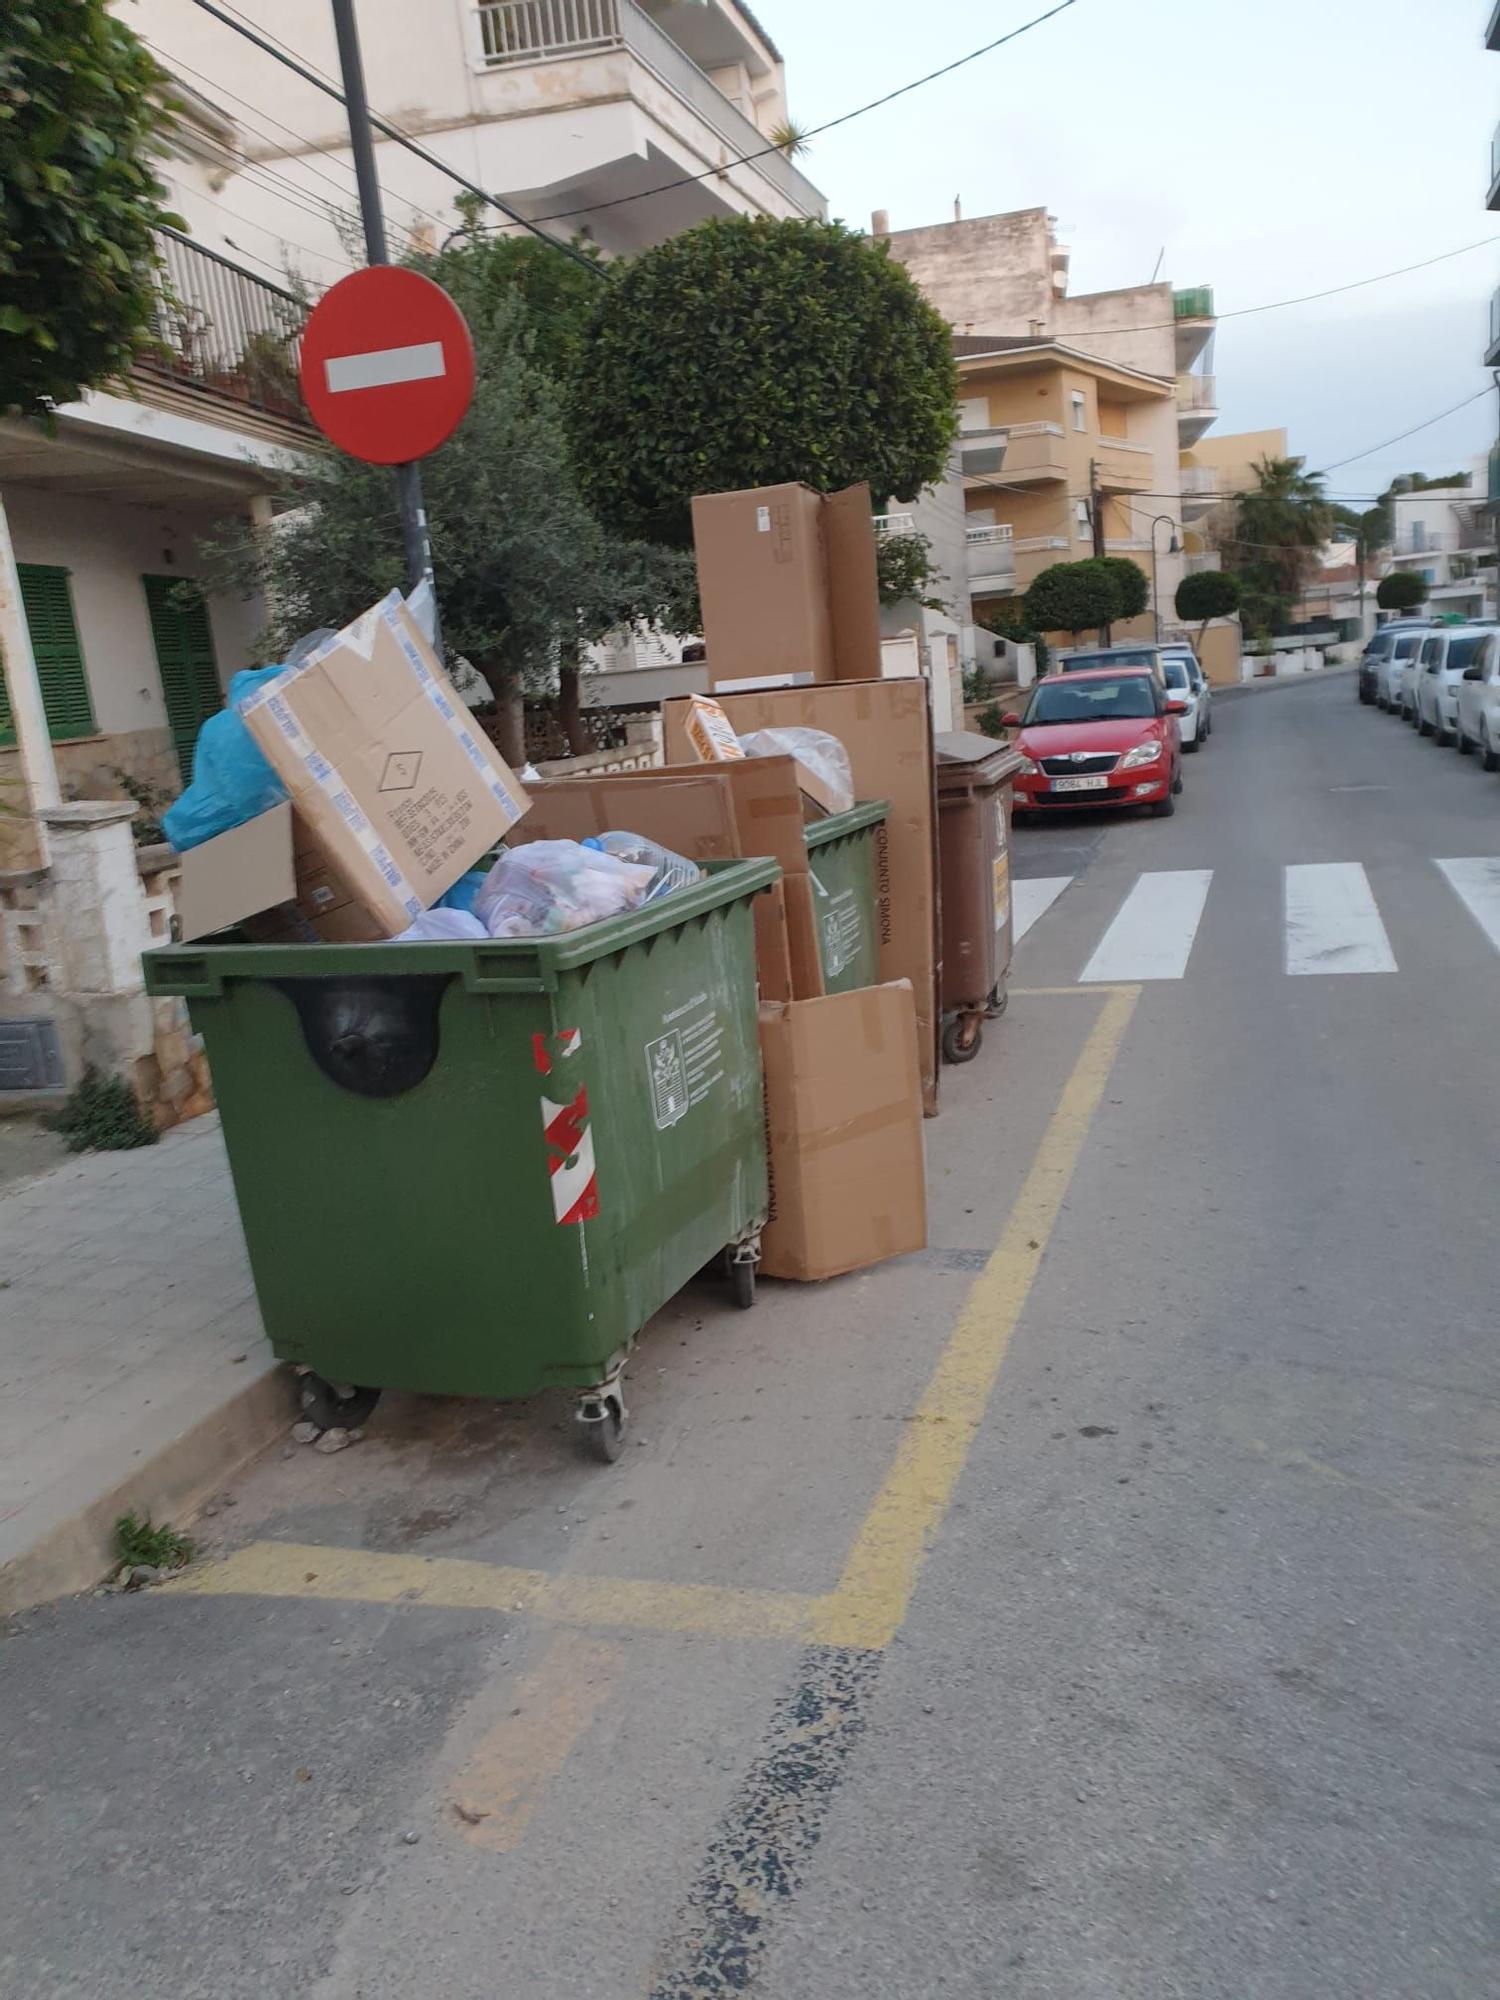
577, 1376, 628, 1464
726, 1238, 760, 1311
942, 1013, 984, 1065
298, 1374, 381, 1432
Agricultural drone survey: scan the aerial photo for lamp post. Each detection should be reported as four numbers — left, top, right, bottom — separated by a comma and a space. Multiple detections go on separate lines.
1150, 514, 1181, 642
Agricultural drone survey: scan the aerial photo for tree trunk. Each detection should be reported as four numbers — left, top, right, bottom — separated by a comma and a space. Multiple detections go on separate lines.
559, 656, 590, 757
473, 657, 527, 768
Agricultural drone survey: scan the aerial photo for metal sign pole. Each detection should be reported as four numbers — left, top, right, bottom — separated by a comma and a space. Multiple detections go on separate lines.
328, 0, 441, 650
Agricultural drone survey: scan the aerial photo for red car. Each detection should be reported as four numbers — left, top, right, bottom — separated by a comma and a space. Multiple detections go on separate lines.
1003, 666, 1187, 819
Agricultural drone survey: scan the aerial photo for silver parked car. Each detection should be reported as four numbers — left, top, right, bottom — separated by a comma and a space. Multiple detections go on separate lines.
1159, 649, 1209, 750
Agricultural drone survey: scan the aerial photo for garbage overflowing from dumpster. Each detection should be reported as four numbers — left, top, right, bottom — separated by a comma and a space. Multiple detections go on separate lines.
143, 477, 1025, 1461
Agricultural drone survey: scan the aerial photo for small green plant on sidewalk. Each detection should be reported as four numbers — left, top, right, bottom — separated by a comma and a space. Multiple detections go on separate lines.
115, 1511, 194, 1571
50, 1067, 158, 1153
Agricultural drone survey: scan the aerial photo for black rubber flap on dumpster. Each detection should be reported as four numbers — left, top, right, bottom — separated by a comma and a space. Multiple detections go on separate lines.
273, 974, 452, 1098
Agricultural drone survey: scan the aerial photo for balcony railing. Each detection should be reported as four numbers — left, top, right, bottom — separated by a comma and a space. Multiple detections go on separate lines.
1184, 550, 1222, 575
1488, 286, 1500, 365
472, 0, 822, 214
1491, 118, 1500, 205
874, 511, 916, 535
134, 227, 308, 426
1180, 467, 1219, 497
965, 523, 1014, 548
1173, 286, 1214, 322
1176, 373, 1217, 412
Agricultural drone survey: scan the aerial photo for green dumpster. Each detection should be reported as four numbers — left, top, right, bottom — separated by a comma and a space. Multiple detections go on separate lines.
142, 857, 778, 1462
804, 800, 888, 994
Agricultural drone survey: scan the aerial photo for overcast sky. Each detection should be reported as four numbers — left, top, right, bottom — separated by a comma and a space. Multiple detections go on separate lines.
769, 0, 1498, 503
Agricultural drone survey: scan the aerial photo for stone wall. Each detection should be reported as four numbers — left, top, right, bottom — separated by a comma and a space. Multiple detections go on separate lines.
0, 728, 179, 869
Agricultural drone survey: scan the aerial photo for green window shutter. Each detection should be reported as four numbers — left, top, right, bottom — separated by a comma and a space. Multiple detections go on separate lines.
142, 575, 223, 783
0, 632, 14, 748
16, 564, 96, 742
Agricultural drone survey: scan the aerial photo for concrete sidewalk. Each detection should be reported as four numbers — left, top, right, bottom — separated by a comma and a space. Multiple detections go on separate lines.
0, 1115, 290, 1615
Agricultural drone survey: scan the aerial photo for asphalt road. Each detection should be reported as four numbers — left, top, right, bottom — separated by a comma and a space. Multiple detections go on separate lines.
5, 669, 1500, 1999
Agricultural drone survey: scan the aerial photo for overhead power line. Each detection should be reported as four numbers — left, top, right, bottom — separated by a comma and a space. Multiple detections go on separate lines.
534, 0, 1083, 225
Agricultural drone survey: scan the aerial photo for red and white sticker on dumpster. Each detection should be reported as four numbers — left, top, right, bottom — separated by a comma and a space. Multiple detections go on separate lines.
533, 1029, 598, 1225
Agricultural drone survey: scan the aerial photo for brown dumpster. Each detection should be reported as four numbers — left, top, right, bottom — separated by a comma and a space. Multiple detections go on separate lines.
934, 733, 1026, 1064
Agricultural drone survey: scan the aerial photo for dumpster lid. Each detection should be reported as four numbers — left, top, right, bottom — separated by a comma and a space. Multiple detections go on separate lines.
934, 732, 1026, 784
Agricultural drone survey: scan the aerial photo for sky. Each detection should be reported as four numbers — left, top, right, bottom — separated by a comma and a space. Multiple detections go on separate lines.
767, 0, 1499, 504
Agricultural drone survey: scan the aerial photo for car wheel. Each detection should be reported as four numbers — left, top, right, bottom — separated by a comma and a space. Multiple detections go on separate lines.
1184, 733, 1201, 753
1457, 725, 1473, 755
1171, 767, 1184, 796
1436, 717, 1454, 746
1484, 724, 1500, 774
1418, 706, 1434, 736
1151, 791, 1176, 818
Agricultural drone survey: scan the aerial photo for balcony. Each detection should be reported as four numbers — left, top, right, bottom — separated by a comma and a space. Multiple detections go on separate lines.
960, 421, 1066, 486
1490, 447, 1500, 505
1173, 285, 1215, 369
874, 511, 916, 535
129, 228, 310, 433
1487, 287, 1500, 369
1176, 372, 1218, 446
1180, 464, 1219, 516
1490, 117, 1500, 209
964, 522, 1015, 594
471, 0, 823, 226
1095, 436, 1154, 493
1184, 550, 1222, 575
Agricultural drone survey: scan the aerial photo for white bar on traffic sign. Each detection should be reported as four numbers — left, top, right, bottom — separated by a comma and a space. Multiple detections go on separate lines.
324, 340, 446, 394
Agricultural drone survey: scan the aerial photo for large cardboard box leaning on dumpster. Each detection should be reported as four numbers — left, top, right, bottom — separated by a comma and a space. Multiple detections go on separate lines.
758, 980, 926, 1280
220, 592, 530, 938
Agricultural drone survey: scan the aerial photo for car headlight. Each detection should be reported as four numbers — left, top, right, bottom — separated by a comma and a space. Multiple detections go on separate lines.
1013, 754, 1038, 776
1120, 741, 1163, 770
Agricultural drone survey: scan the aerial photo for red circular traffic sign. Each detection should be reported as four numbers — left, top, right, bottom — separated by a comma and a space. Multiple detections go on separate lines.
298, 267, 475, 465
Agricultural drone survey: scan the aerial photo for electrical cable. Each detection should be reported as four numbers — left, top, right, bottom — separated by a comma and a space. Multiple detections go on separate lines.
532, 0, 1082, 224
187, 0, 606, 277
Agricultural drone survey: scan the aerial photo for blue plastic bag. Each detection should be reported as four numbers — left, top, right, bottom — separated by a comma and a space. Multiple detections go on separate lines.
162, 667, 290, 852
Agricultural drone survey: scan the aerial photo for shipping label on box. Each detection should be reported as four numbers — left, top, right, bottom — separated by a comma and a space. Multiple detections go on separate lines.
240, 592, 529, 936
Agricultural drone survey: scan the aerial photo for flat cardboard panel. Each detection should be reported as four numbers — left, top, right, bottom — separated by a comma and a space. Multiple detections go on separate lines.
667, 680, 939, 1113
512, 777, 742, 863
177, 803, 296, 941
822, 482, 883, 682
692, 483, 834, 687
601, 758, 812, 882
758, 982, 926, 1281
241, 594, 530, 937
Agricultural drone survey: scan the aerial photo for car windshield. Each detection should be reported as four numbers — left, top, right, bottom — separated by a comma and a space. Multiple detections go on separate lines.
1060, 650, 1155, 672
1392, 634, 1422, 660
1025, 676, 1156, 724
1446, 636, 1487, 672
1163, 660, 1190, 689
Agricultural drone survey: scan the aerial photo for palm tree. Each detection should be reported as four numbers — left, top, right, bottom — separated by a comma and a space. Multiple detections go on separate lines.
1224, 455, 1334, 637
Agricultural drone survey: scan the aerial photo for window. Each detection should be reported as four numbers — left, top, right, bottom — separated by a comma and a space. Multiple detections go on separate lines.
0, 565, 96, 747
142, 575, 223, 782
958, 397, 990, 433
1409, 521, 1426, 553
1070, 391, 1087, 432
1075, 500, 1091, 539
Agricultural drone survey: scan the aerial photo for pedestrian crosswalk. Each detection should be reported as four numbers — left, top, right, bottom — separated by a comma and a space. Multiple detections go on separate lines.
1012, 858, 1500, 982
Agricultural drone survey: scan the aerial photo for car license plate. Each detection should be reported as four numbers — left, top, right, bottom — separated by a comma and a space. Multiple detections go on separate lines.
1050, 774, 1109, 793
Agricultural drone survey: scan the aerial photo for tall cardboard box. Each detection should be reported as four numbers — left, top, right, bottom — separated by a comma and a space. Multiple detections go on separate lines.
239, 591, 530, 936
666, 679, 939, 1113
691, 481, 882, 688
758, 982, 927, 1281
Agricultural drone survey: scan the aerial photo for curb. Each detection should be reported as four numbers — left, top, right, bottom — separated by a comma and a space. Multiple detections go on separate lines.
1217, 665, 1358, 702
0, 1362, 295, 1618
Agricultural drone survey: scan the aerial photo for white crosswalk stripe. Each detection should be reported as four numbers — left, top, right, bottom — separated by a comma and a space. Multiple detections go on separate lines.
1080, 870, 1213, 983
1011, 875, 1074, 944
1284, 863, 1395, 976
1434, 858, 1500, 954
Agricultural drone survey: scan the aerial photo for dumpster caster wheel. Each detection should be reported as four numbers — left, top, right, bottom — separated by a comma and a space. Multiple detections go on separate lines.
577, 1381, 627, 1465
985, 986, 1009, 1020
942, 1014, 983, 1065
299, 1376, 380, 1432
729, 1257, 756, 1310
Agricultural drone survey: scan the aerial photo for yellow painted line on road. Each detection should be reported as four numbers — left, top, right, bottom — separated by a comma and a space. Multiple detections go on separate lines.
168, 986, 1139, 1657
451, 1633, 619, 1851
810, 983, 1139, 1649
1011, 983, 1140, 997
163, 1538, 823, 1642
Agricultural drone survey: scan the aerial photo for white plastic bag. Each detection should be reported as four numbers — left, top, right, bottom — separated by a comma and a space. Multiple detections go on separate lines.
392, 908, 487, 943
738, 727, 854, 814
583, 831, 700, 904
474, 840, 657, 938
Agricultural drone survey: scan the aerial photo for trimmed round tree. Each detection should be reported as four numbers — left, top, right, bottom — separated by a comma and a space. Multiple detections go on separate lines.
1090, 556, 1150, 621
1, 0, 183, 414
1174, 568, 1242, 655
570, 217, 959, 546
1023, 560, 1123, 638
1376, 571, 1428, 613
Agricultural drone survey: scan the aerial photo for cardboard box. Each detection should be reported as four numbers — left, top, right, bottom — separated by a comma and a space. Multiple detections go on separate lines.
691, 481, 882, 688
176, 802, 298, 942
238, 591, 530, 937
682, 693, 745, 762
758, 981, 927, 1281
666, 680, 939, 1113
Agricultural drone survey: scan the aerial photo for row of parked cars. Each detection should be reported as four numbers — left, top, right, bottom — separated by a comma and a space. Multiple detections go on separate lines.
1001, 640, 1212, 820
1357, 617, 1500, 764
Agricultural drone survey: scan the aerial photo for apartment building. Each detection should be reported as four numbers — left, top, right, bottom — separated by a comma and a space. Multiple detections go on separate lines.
1177, 425, 1289, 576
878, 206, 1216, 637
128, 0, 824, 276
1381, 461, 1497, 622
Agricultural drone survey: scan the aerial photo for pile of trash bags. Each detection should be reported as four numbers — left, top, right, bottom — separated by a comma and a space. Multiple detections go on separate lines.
396, 834, 701, 943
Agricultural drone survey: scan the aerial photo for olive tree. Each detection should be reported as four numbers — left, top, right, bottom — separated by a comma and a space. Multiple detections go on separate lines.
1, 0, 183, 414
570, 217, 959, 547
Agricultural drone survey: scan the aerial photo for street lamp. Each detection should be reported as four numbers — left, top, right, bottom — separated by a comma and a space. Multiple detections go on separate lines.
1150, 513, 1180, 642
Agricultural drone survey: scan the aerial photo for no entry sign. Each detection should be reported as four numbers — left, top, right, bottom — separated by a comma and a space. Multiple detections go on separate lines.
299, 267, 475, 465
